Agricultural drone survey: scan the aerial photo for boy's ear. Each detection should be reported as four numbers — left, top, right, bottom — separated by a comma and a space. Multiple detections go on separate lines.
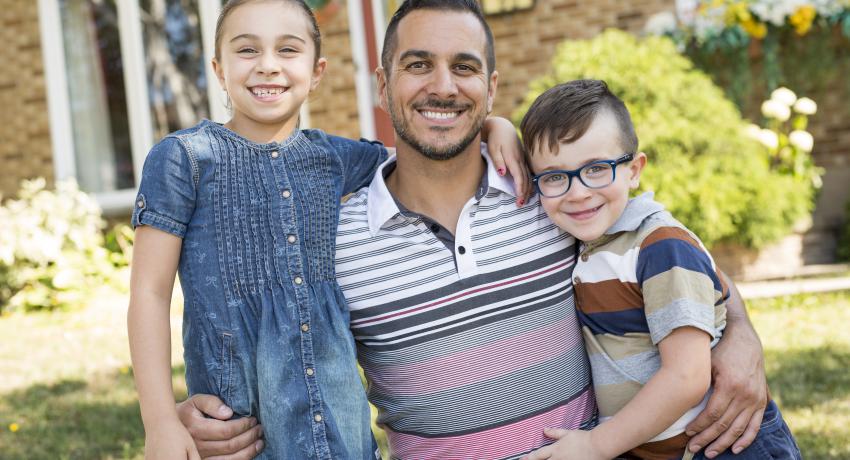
628, 152, 647, 189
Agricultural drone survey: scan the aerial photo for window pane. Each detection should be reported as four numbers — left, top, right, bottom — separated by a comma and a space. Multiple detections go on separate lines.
141, 0, 209, 140
59, 0, 135, 193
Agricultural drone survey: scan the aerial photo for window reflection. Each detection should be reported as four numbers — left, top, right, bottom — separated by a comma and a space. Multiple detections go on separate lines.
140, 0, 209, 140
59, 0, 134, 193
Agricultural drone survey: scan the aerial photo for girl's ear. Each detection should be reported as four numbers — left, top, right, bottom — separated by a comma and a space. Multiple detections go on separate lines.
310, 57, 328, 91
629, 152, 647, 189
212, 58, 225, 88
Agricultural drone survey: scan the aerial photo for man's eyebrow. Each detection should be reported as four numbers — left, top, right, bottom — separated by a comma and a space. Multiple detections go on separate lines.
229, 33, 307, 43
398, 49, 434, 61
454, 53, 483, 68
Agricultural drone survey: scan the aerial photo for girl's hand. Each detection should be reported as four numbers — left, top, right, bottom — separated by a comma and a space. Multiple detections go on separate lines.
520, 428, 610, 460
145, 419, 201, 460
482, 116, 531, 206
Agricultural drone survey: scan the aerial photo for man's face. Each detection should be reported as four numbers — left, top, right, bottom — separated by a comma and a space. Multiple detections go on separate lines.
378, 10, 498, 160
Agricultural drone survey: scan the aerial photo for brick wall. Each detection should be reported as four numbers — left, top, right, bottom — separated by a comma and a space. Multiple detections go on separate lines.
0, 0, 53, 199
308, 2, 362, 140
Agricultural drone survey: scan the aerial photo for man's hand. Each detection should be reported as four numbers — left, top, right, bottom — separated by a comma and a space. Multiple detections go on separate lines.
685, 277, 768, 458
177, 394, 264, 459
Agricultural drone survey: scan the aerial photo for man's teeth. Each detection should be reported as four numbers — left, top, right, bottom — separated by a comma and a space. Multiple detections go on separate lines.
252, 87, 284, 96
421, 111, 460, 120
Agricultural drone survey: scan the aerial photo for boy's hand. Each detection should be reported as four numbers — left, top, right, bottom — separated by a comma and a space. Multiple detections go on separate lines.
482, 116, 532, 206
145, 419, 201, 460
520, 428, 609, 460
176, 394, 264, 459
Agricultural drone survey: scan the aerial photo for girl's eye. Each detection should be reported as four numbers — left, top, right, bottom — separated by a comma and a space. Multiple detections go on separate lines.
237, 48, 257, 54
279, 47, 298, 54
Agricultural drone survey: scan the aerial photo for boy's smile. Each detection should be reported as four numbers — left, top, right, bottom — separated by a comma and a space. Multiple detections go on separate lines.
529, 111, 646, 242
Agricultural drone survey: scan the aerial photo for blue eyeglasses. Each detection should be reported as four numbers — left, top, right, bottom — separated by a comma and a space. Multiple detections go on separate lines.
532, 153, 635, 198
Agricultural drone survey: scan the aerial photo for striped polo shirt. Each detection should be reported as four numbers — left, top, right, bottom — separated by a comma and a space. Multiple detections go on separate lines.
573, 193, 727, 458
336, 149, 596, 460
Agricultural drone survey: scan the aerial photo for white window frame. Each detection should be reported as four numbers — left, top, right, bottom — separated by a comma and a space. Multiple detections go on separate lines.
39, 0, 226, 214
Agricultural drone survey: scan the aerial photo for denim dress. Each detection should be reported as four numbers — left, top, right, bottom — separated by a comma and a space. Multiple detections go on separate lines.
132, 120, 387, 459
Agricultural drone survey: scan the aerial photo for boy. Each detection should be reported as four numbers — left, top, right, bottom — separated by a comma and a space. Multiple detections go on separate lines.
519, 79, 800, 460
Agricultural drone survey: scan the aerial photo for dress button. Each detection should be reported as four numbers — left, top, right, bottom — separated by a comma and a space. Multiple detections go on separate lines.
281, 189, 292, 199
314, 414, 323, 422
581, 253, 589, 262
287, 234, 297, 244
301, 323, 310, 332
271, 150, 279, 158
294, 276, 303, 285
305, 368, 314, 376
136, 200, 145, 208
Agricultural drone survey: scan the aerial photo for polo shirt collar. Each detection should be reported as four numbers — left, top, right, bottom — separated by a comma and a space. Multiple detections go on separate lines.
604, 191, 666, 235
367, 144, 517, 236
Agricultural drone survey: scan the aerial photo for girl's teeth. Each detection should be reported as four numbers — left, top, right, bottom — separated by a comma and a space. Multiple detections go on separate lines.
253, 88, 283, 96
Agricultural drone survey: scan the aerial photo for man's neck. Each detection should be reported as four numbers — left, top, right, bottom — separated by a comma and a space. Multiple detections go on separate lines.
386, 140, 485, 235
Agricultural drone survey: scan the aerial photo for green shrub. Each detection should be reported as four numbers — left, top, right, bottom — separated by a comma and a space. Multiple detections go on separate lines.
0, 179, 126, 314
839, 199, 850, 262
513, 29, 813, 248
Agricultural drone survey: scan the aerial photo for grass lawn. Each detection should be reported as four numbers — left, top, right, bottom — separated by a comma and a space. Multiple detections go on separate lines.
1, 288, 848, 459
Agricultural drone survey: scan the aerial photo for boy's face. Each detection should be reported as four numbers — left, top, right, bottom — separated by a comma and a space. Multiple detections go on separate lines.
529, 111, 646, 242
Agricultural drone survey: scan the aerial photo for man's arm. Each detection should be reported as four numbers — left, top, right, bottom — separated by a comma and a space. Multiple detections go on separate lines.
176, 394, 264, 459
685, 271, 768, 458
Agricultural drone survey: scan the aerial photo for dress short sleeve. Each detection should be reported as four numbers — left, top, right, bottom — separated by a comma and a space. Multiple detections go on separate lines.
304, 130, 388, 194
131, 136, 197, 238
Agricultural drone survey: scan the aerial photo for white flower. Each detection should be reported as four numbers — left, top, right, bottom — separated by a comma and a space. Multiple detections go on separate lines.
645, 11, 678, 35
744, 123, 763, 140
757, 128, 780, 149
793, 97, 818, 115
789, 130, 814, 152
771, 87, 798, 107
761, 99, 791, 121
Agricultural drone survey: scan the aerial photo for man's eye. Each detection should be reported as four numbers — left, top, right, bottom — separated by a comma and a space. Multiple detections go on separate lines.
406, 62, 428, 70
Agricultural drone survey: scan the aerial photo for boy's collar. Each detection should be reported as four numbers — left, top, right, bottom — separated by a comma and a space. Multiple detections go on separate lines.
604, 192, 665, 235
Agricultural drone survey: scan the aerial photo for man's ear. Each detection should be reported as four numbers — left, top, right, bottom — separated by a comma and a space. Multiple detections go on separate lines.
629, 152, 648, 189
487, 70, 499, 114
376, 67, 390, 113
310, 57, 328, 91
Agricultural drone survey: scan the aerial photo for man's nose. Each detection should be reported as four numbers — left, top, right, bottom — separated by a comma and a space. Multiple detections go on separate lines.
427, 65, 458, 98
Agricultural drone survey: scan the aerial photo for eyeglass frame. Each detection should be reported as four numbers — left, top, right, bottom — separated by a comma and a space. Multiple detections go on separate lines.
531, 153, 635, 198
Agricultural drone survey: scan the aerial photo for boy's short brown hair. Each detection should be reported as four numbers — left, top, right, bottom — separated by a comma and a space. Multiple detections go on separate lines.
520, 79, 638, 158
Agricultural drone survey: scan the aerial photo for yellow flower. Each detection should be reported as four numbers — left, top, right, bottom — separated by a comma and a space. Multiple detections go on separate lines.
120, 365, 130, 375
789, 5, 816, 36
725, 2, 751, 26
9, 423, 19, 433
741, 18, 767, 39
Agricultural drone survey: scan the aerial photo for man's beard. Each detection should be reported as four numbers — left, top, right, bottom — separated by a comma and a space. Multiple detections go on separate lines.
387, 95, 486, 161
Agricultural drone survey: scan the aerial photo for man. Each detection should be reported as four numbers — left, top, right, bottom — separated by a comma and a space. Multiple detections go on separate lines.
178, 1, 769, 458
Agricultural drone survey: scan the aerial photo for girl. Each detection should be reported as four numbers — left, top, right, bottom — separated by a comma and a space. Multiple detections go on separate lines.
127, 1, 526, 459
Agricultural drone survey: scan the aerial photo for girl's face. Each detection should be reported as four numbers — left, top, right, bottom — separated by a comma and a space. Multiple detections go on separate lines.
213, 1, 326, 143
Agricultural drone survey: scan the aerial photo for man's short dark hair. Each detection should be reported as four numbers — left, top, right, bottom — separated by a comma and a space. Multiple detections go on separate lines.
520, 79, 639, 158
381, 0, 496, 75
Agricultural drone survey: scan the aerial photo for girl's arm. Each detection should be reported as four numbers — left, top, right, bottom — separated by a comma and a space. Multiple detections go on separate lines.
481, 116, 532, 204
523, 327, 712, 460
128, 226, 200, 459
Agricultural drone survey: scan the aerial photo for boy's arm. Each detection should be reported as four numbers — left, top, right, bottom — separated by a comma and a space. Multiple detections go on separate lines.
128, 226, 199, 459
523, 327, 712, 460
686, 272, 767, 458
481, 116, 531, 204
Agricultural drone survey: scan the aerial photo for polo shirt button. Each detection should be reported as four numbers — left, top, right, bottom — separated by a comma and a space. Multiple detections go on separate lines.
271, 150, 279, 158
287, 234, 297, 244
301, 323, 310, 332
314, 414, 323, 422
294, 276, 303, 285
281, 189, 292, 198
306, 368, 314, 376
430, 224, 440, 233
458, 246, 466, 255
581, 253, 589, 262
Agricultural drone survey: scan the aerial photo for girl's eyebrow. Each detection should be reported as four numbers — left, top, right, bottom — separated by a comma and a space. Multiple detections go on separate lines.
229, 33, 306, 43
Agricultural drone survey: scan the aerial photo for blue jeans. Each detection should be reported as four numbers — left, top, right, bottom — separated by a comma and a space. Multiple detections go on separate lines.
694, 400, 801, 459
